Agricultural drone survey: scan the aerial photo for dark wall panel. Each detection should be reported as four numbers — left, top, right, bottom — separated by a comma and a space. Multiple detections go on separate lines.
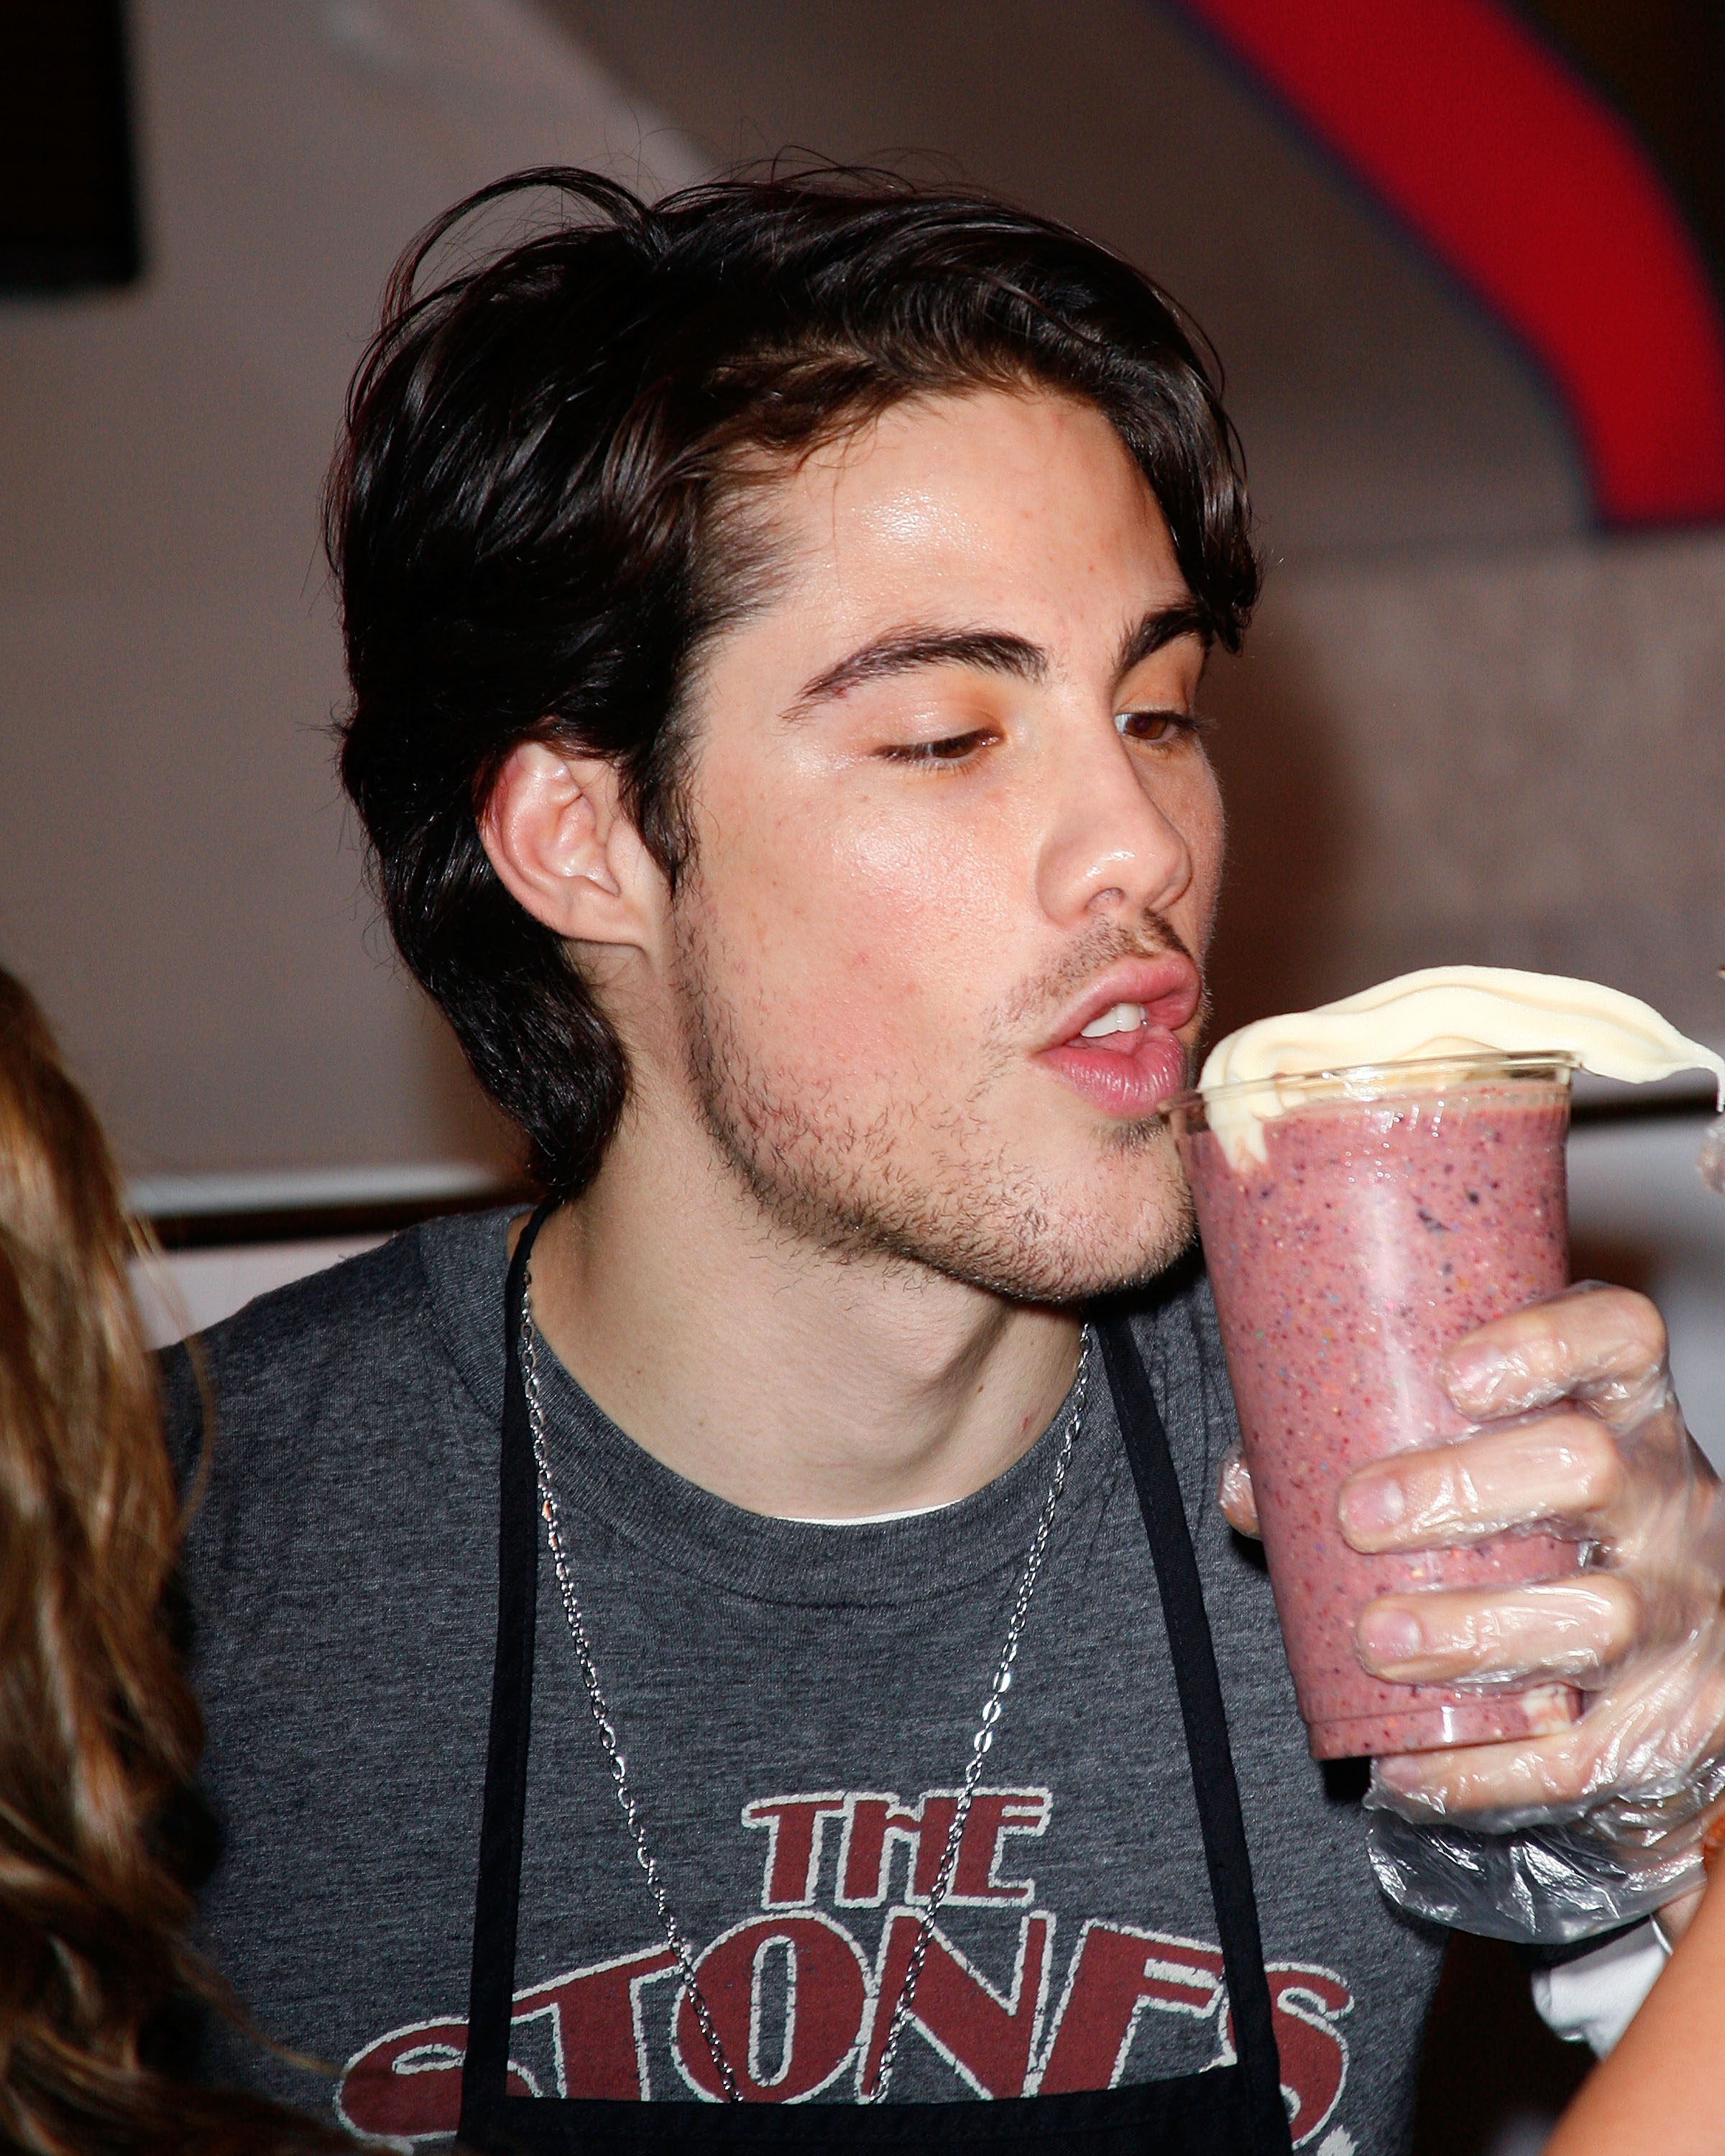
0, 1, 140, 290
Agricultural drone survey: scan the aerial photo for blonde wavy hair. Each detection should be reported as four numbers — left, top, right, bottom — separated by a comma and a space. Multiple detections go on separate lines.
0, 970, 344, 2153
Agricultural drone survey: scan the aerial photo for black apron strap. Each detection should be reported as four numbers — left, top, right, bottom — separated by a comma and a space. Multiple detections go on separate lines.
1096, 1318, 1293, 2156
460, 1198, 558, 2143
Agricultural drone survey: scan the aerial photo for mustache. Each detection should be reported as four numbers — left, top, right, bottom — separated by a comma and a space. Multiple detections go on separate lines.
990, 913, 1208, 1036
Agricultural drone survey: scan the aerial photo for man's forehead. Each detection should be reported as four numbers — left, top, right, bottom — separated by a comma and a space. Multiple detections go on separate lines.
756, 385, 1155, 543
747, 390, 1195, 641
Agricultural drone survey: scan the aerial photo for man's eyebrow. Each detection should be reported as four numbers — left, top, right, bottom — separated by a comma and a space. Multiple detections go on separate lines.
786, 628, 1049, 719
1114, 601, 1214, 681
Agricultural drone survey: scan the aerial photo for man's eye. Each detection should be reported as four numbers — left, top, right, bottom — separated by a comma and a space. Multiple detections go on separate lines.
1113, 708, 1200, 744
878, 730, 995, 766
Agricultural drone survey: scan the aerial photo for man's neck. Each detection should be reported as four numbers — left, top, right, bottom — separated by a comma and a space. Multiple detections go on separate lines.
521, 1107, 1082, 1521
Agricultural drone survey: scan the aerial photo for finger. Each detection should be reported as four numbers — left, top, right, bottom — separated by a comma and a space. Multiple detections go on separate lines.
1339, 1412, 1624, 1551
1371, 1713, 1598, 1818
1353, 1576, 1641, 1685
1374, 1642, 1725, 1817
1442, 1284, 1669, 1425
1218, 1447, 1260, 1537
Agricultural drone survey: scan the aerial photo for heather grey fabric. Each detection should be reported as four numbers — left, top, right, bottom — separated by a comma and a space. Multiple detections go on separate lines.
165, 1207, 1445, 2150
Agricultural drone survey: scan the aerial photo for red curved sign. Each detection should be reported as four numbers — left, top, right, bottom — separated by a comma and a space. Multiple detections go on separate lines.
1176, 0, 1725, 526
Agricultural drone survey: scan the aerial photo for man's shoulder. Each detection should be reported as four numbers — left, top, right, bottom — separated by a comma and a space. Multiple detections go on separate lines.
160, 1230, 418, 1453
159, 1205, 511, 1488
211, 1220, 423, 1352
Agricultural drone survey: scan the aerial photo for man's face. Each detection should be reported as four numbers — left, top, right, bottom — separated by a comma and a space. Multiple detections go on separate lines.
660, 387, 1223, 1301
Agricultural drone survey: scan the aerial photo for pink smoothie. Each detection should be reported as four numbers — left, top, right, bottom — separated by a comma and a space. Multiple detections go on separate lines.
1178, 1080, 1583, 1759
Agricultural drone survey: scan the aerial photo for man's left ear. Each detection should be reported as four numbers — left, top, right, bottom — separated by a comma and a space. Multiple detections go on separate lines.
478, 739, 666, 954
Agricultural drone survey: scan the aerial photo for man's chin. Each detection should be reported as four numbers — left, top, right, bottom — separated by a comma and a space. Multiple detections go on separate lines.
887, 1165, 1200, 1308
1013, 1207, 1199, 1307
1019, 1125, 1199, 1303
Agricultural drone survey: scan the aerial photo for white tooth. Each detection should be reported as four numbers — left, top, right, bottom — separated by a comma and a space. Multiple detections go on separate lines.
1080, 1001, 1146, 1038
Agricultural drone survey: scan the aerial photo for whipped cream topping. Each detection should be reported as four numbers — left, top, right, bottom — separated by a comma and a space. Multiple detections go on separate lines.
1196, 965, 1725, 1169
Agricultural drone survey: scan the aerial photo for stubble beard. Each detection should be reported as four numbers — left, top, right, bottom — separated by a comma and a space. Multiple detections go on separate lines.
669, 895, 1200, 1305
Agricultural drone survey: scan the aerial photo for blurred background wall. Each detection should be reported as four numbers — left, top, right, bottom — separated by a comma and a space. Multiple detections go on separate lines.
3, 0, 1722, 1191
4, 4, 1725, 2150
4, 0, 1722, 1200
0, 1, 700, 1209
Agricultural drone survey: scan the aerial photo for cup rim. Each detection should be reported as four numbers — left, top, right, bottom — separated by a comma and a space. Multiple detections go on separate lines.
1159, 1048, 1580, 1118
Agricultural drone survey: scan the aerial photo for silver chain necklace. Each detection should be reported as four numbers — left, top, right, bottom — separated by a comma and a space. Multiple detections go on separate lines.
520, 1264, 1091, 2107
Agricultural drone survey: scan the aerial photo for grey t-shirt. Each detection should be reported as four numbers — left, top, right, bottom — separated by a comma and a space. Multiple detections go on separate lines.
167, 1207, 1445, 2150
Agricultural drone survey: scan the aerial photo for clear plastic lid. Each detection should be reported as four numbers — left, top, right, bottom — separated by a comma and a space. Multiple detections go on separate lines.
1159, 1051, 1578, 1146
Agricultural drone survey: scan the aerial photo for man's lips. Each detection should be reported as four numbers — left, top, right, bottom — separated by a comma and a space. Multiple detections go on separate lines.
1035, 955, 1201, 1120
1046, 956, 1202, 1049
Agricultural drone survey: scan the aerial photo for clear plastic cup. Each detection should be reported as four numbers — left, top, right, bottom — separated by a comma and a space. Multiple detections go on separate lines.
1163, 1054, 1584, 1760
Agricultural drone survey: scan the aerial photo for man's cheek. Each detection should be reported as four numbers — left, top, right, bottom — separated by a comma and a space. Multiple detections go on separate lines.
724, 906, 937, 1076
719, 815, 1011, 1052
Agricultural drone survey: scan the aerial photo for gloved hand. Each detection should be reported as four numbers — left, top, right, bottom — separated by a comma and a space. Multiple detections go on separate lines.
1219, 1284, 1725, 1943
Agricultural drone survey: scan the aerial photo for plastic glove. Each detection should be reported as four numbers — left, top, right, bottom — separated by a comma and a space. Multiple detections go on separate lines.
1219, 1283, 1725, 1943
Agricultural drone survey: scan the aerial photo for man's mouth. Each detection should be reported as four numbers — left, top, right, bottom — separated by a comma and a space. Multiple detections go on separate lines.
1036, 957, 1201, 1120
1077, 999, 1154, 1048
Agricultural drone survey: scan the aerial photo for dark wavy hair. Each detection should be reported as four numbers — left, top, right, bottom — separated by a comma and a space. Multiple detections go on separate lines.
327, 166, 1259, 1197
0, 970, 344, 2154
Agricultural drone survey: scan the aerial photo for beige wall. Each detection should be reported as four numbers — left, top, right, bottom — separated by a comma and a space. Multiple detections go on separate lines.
1205, 529, 1725, 1046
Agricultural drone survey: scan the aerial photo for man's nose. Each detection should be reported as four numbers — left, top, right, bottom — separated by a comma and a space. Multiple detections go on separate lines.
1034, 719, 1195, 928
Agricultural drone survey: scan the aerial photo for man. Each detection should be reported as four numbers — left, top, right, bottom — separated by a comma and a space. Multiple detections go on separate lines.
170, 170, 1722, 2152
